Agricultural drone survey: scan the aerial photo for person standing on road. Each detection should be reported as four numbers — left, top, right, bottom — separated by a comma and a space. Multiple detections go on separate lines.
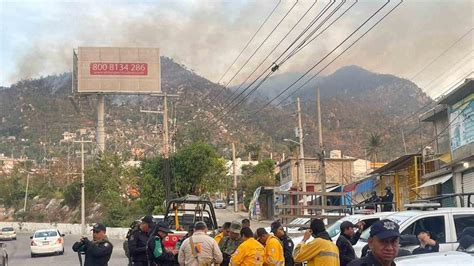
348, 219, 400, 266
128, 215, 153, 266
336, 221, 365, 266
230, 227, 264, 266
241, 219, 250, 229
214, 222, 231, 244
178, 221, 223, 266
271, 221, 294, 266
72, 223, 113, 266
256, 228, 284, 266
147, 222, 177, 266
219, 220, 243, 266
380, 187, 394, 212
412, 230, 439, 255
293, 218, 339, 266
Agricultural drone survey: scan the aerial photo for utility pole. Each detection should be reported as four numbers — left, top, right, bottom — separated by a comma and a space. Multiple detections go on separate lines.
232, 143, 238, 212
97, 94, 105, 152
316, 88, 327, 215
141, 93, 178, 202
296, 98, 307, 207
74, 137, 92, 236
23, 172, 30, 212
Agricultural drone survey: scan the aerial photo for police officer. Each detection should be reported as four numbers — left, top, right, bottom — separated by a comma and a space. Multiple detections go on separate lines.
348, 219, 400, 266
219, 220, 243, 266
363, 191, 381, 210
128, 215, 153, 266
380, 187, 394, 212
336, 221, 365, 266
270, 221, 294, 266
147, 222, 177, 265
72, 223, 113, 266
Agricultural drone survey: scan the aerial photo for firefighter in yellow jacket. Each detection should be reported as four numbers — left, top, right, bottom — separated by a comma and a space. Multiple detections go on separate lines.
214, 222, 231, 244
293, 218, 340, 266
256, 228, 284, 266
230, 227, 265, 266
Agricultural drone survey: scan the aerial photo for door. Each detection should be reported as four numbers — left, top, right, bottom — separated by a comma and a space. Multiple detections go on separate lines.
400, 214, 455, 252
462, 169, 474, 207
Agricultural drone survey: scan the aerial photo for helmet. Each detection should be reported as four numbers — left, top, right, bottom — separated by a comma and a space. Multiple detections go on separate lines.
371, 191, 377, 196
385, 186, 392, 191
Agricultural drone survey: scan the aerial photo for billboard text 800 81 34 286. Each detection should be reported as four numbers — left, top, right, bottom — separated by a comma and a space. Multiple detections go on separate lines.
73, 47, 161, 94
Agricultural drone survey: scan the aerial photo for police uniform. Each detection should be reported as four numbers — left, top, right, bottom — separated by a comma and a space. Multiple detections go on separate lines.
128, 215, 154, 266
230, 237, 264, 266
336, 221, 362, 266
72, 223, 113, 266
147, 222, 176, 266
348, 219, 401, 266
271, 221, 294, 266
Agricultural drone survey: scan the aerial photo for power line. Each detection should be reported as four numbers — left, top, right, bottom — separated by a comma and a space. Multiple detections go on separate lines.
207, 0, 359, 126
254, 0, 400, 113
205, 0, 282, 103
218, 0, 342, 114
410, 28, 473, 81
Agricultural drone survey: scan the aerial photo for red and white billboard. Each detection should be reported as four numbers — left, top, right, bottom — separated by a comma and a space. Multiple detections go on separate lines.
75, 47, 161, 94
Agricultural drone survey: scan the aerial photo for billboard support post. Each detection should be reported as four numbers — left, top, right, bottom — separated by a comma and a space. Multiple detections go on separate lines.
97, 94, 105, 152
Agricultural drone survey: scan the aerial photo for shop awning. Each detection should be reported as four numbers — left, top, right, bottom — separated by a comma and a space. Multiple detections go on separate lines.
417, 174, 452, 188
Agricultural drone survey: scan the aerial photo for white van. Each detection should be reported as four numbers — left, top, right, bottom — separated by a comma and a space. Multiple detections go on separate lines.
353, 207, 474, 256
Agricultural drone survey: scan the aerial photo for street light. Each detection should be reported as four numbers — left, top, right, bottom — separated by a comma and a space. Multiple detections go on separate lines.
283, 138, 300, 145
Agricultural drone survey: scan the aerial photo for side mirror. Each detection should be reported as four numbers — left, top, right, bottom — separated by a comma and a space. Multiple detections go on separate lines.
400, 234, 419, 246
30, 236, 33, 239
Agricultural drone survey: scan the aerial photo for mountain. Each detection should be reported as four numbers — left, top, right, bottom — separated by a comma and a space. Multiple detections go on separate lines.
0, 59, 432, 165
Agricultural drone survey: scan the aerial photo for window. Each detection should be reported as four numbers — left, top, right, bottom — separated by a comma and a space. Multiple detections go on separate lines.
401, 216, 446, 243
304, 165, 318, 174
454, 214, 474, 240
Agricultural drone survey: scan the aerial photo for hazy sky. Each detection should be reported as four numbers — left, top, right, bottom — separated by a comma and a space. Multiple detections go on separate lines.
1, 0, 472, 98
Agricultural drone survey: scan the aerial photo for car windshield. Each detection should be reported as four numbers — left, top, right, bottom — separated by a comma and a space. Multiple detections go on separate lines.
1, 227, 13, 232
327, 217, 359, 238
34, 231, 58, 238
216, 200, 224, 203
360, 214, 414, 241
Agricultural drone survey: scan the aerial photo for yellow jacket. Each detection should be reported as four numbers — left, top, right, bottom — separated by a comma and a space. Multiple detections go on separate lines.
214, 232, 224, 244
264, 235, 284, 266
230, 237, 265, 266
293, 237, 339, 266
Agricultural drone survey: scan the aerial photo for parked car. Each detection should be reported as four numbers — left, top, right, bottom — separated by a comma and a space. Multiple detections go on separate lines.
30, 229, 65, 257
353, 207, 474, 256
228, 200, 235, 206
214, 199, 226, 209
0, 243, 7, 266
0, 227, 16, 241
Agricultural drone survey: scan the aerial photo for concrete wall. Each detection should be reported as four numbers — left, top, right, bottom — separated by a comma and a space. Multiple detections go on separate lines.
0, 221, 129, 239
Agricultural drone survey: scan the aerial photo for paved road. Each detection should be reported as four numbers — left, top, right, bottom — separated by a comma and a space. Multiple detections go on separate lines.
3, 233, 128, 266
2, 208, 271, 266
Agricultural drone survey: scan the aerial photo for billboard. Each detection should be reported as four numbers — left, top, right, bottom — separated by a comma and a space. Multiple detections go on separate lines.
74, 47, 161, 94
449, 93, 474, 151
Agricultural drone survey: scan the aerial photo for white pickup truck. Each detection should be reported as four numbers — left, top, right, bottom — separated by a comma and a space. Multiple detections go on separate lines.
353, 207, 474, 256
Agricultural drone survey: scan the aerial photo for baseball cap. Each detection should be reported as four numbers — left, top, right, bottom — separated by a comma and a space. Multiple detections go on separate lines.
370, 219, 400, 240
141, 215, 154, 224
340, 221, 357, 231
229, 220, 242, 234
91, 223, 106, 232
270, 221, 282, 233
156, 222, 172, 233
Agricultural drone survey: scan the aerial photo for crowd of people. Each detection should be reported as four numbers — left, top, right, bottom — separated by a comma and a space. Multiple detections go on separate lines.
73, 214, 473, 266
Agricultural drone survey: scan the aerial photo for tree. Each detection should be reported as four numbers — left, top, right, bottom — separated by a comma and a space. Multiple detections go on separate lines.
367, 133, 383, 162
139, 157, 166, 214
173, 141, 227, 196
239, 159, 276, 208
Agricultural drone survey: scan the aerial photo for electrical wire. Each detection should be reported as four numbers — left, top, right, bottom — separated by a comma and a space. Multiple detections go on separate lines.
254, 0, 399, 113
206, 0, 282, 103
